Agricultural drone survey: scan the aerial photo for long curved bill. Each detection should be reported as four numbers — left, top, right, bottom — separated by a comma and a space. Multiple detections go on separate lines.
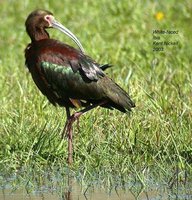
51, 19, 85, 53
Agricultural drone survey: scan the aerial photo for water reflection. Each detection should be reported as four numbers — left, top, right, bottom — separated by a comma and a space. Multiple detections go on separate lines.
1, 184, 192, 200
0, 169, 191, 200
63, 175, 73, 200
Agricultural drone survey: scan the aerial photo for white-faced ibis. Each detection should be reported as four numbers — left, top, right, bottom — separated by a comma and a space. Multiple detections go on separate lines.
25, 9, 135, 164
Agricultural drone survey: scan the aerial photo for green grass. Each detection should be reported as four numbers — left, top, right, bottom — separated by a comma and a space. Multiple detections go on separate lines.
0, 0, 192, 190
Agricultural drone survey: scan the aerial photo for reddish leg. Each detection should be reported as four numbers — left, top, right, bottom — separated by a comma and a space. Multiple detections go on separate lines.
63, 100, 107, 165
64, 107, 73, 164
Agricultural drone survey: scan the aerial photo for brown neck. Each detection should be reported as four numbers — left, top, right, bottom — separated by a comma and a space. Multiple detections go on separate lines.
26, 26, 49, 42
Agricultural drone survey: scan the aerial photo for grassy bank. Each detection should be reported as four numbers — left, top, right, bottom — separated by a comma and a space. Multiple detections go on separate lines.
0, 0, 191, 188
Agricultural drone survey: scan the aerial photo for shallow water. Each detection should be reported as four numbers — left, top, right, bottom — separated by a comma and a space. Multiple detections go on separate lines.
1, 180, 192, 200
0, 185, 164, 200
0, 169, 192, 200
0, 186, 153, 200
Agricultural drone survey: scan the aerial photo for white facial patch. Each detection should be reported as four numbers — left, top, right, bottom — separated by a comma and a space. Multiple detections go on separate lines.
44, 15, 54, 27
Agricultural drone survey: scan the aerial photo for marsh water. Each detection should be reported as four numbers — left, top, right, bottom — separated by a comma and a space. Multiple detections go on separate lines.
0, 169, 191, 200
1, 182, 191, 200
0, 186, 165, 200
0, 184, 159, 200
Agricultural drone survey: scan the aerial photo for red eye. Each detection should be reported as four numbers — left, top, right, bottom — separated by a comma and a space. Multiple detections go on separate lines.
45, 16, 50, 21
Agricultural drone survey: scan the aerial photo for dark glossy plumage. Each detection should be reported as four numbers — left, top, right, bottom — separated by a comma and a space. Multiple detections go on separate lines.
25, 9, 135, 164
25, 38, 135, 112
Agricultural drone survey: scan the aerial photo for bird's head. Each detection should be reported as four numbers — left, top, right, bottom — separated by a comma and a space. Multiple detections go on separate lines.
25, 9, 84, 52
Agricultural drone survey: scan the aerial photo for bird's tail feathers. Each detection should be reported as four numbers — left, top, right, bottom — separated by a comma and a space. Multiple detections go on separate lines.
104, 78, 135, 112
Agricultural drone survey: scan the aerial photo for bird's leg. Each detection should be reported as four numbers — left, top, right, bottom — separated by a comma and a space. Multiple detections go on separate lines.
62, 107, 71, 139
62, 107, 73, 165
64, 100, 107, 165
66, 100, 108, 135
68, 124, 73, 165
